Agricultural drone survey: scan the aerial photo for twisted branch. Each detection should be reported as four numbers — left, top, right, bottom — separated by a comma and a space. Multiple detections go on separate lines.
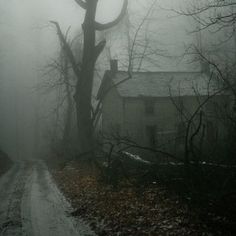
95, 0, 128, 31
50, 21, 81, 81
74, 0, 87, 9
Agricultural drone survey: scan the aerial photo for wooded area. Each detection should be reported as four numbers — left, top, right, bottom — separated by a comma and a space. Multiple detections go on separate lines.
0, 0, 236, 235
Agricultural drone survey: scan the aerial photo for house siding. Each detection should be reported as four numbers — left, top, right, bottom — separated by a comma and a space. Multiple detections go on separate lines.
101, 87, 124, 136
102, 90, 229, 147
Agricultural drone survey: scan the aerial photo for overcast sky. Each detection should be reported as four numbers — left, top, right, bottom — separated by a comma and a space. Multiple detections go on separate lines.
0, 0, 199, 159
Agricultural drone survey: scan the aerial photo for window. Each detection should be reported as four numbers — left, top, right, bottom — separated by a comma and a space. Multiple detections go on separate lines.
176, 122, 186, 147
206, 121, 215, 142
177, 122, 186, 135
146, 125, 157, 148
144, 99, 155, 115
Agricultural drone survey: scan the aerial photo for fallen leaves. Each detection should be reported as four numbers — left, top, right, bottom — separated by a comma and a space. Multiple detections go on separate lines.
52, 161, 230, 236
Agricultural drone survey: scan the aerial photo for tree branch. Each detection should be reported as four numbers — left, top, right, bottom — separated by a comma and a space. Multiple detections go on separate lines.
93, 73, 132, 127
74, 0, 87, 9
94, 40, 106, 62
95, 0, 128, 31
50, 21, 81, 81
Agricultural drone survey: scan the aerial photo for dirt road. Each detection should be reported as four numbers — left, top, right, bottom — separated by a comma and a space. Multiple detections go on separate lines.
0, 161, 95, 236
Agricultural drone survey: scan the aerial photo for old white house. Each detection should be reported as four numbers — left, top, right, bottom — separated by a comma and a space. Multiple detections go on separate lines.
97, 61, 229, 155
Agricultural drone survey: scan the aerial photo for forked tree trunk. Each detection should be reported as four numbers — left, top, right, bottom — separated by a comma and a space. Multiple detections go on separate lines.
74, 0, 97, 156
52, 0, 128, 158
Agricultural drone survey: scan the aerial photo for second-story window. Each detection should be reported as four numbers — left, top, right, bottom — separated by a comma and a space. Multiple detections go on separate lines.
145, 99, 155, 115
146, 125, 157, 148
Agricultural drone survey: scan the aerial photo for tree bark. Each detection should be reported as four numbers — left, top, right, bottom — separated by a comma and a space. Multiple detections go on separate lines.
74, 0, 98, 157
52, 0, 128, 158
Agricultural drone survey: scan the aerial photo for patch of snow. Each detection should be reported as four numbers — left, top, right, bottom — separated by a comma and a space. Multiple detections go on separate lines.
122, 151, 151, 164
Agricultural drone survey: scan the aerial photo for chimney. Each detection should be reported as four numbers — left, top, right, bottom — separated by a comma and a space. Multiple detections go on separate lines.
110, 59, 118, 73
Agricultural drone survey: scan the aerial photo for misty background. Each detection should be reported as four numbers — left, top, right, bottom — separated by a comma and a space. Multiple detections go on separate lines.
0, 0, 223, 160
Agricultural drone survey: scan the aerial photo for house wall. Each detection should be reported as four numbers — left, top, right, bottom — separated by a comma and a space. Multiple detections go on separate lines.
122, 96, 198, 146
101, 87, 124, 136
101, 91, 229, 151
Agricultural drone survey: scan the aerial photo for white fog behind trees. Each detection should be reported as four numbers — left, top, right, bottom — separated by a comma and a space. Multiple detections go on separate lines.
0, 0, 233, 160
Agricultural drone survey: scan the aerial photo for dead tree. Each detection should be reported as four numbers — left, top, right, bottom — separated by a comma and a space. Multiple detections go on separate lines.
38, 38, 76, 149
173, 2, 236, 159
169, 80, 229, 165
175, 1, 236, 92
93, 0, 165, 129
51, 0, 128, 158
176, 1, 236, 34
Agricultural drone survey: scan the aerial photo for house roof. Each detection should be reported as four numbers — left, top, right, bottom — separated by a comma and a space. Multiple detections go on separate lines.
98, 70, 224, 99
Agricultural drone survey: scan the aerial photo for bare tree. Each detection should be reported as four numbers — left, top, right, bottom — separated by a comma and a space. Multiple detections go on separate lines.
172, 1, 236, 127
51, 0, 128, 158
178, 0, 236, 34
38, 33, 78, 149
176, 1, 236, 78
93, 0, 167, 129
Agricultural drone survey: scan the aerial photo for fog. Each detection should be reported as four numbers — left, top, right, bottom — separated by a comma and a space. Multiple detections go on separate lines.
0, 0, 215, 160
0, 1, 235, 235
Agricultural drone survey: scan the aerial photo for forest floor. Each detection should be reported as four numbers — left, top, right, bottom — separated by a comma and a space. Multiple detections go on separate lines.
52, 160, 235, 236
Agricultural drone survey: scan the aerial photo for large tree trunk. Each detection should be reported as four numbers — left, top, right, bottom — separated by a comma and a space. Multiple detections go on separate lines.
74, 0, 97, 156
52, 0, 128, 158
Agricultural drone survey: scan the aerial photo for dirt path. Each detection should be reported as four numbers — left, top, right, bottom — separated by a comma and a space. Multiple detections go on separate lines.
0, 161, 95, 236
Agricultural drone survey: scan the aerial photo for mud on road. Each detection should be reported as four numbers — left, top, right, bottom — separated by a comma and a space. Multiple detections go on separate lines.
0, 161, 95, 236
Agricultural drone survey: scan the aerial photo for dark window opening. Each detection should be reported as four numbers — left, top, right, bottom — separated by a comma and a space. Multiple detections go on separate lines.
176, 122, 186, 147
146, 125, 157, 148
178, 122, 186, 135
145, 100, 155, 114
206, 121, 215, 142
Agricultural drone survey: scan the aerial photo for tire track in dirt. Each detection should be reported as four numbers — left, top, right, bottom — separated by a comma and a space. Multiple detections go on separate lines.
0, 163, 30, 236
22, 161, 95, 236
